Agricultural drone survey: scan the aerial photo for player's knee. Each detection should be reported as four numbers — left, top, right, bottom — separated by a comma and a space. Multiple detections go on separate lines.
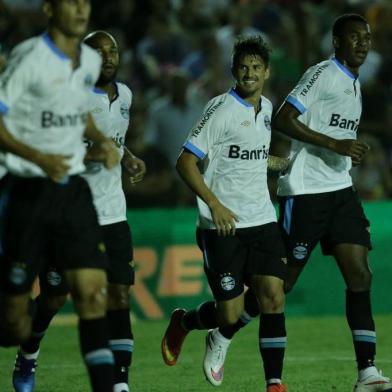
1, 315, 32, 345
349, 267, 372, 291
107, 285, 130, 310
259, 289, 285, 313
71, 284, 108, 316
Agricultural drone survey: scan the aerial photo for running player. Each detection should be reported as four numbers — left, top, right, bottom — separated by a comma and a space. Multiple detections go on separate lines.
161, 36, 288, 392
195, 14, 392, 392
10, 31, 145, 392
0, 1, 119, 391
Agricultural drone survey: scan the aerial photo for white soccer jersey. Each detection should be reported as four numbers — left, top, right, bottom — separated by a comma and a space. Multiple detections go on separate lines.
184, 88, 277, 229
0, 33, 101, 177
278, 57, 362, 196
83, 83, 132, 225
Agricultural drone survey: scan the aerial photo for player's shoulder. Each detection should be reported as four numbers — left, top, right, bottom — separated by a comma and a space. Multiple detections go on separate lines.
115, 81, 133, 103
203, 91, 231, 117
80, 42, 102, 65
303, 58, 333, 79
7, 35, 42, 64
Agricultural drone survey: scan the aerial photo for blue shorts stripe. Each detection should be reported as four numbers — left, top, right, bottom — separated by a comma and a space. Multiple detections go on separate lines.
283, 197, 294, 234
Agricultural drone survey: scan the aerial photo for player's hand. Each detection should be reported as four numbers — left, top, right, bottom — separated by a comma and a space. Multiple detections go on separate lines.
123, 155, 146, 184
209, 200, 239, 236
35, 153, 72, 183
85, 139, 120, 169
331, 139, 370, 164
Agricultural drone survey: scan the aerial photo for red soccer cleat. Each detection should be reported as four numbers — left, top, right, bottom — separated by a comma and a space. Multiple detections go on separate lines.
267, 384, 288, 392
161, 308, 189, 366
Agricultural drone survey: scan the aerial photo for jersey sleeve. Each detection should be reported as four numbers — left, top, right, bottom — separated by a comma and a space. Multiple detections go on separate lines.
0, 42, 36, 115
286, 62, 331, 114
183, 97, 226, 159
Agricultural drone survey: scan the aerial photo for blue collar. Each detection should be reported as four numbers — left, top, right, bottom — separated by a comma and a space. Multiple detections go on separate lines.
93, 87, 107, 95
332, 57, 357, 80
42, 32, 70, 61
229, 88, 254, 108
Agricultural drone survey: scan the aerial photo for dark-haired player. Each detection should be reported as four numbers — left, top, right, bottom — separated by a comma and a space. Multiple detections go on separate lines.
194, 14, 392, 392
0, 1, 120, 391
161, 36, 288, 392
10, 30, 145, 392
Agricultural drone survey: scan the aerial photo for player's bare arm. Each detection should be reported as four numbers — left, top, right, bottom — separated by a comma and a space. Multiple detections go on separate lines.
274, 103, 369, 164
176, 150, 238, 237
122, 146, 146, 184
0, 115, 70, 182
84, 112, 119, 169
267, 156, 289, 171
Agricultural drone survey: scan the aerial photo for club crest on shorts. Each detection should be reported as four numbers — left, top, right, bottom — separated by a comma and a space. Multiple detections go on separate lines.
220, 274, 235, 291
293, 243, 308, 260
9, 263, 27, 285
46, 270, 62, 286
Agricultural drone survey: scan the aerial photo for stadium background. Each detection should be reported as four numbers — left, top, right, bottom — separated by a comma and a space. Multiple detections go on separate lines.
1, 1, 392, 391
0, 0, 391, 320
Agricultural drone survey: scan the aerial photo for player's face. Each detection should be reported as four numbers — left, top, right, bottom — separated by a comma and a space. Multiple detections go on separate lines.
93, 36, 119, 83
336, 21, 371, 68
233, 55, 269, 98
46, 0, 91, 38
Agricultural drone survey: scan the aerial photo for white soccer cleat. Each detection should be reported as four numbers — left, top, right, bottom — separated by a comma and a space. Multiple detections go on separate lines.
354, 367, 392, 391
203, 329, 231, 387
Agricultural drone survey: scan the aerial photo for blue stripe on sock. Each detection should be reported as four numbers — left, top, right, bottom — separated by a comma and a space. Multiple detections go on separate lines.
110, 344, 134, 352
353, 336, 377, 343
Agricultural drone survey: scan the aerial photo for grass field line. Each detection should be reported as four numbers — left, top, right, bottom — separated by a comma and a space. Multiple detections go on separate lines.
33, 356, 392, 370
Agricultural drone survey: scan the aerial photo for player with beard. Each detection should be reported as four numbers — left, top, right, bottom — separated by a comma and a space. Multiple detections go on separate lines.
184, 14, 392, 392
11, 31, 145, 392
161, 36, 288, 392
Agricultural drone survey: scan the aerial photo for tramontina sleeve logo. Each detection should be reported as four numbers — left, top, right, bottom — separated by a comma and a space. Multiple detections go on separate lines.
191, 100, 224, 138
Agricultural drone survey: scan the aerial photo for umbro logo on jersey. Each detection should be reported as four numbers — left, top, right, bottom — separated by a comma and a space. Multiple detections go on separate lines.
344, 89, 352, 95
329, 114, 359, 131
91, 107, 103, 114
240, 120, 251, 127
228, 144, 269, 160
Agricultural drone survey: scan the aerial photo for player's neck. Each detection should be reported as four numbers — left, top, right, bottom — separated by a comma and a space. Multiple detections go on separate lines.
234, 87, 261, 110
334, 55, 359, 77
96, 81, 117, 101
47, 27, 80, 65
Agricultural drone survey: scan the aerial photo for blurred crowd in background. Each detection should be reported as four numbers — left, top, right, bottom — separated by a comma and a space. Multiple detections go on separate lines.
1, 0, 391, 206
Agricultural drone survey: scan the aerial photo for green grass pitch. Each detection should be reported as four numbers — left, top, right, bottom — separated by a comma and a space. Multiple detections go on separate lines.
1, 315, 391, 391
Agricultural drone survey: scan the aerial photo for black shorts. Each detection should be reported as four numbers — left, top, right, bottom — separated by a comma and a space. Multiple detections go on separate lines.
0, 175, 107, 295
40, 221, 134, 296
278, 187, 371, 266
197, 222, 287, 302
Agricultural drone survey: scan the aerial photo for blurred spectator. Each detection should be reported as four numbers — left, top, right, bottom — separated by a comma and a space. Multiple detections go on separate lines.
123, 99, 177, 208
145, 69, 205, 168
351, 134, 392, 200
215, 3, 266, 69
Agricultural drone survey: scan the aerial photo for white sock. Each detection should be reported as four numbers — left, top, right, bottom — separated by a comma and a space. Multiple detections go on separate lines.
114, 383, 129, 392
21, 349, 40, 360
212, 328, 231, 346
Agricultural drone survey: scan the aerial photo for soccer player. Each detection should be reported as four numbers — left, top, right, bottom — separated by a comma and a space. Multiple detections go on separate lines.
194, 14, 392, 392
161, 36, 288, 392
10, 30, 145, 392
0, 1, 120, 391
